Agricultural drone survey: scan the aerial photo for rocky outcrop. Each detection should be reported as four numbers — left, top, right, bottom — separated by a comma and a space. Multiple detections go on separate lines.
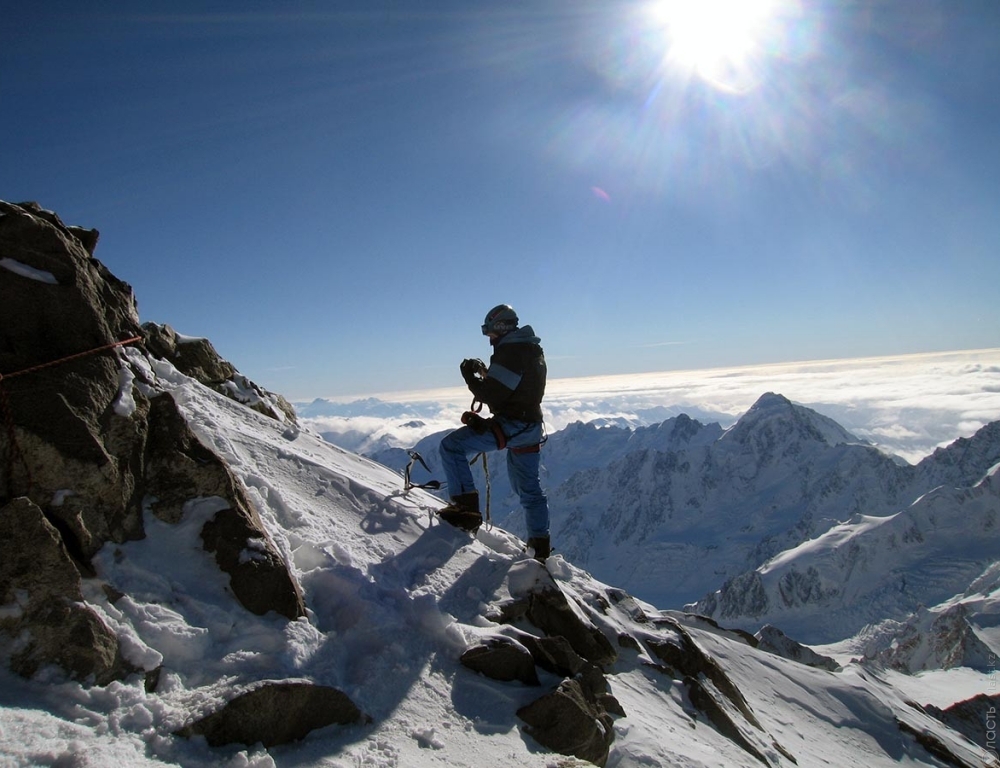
142, 321, 296, 423
174, 681, 367, 747
144, 392, 305, 620
495, 561, 618, 668
0, 497, 134, 684
924, 693, 1000, 759
641, 617, 795, 766
471, 562, 624, 765
865, 602, 997, 673
755, 624, 840, 671
647, 617, 761, 729
516, 678, 615, 767
475, 570, 798, 767
0, 200, 305, 685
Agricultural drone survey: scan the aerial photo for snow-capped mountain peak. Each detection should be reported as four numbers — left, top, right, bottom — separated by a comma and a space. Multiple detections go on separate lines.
722, 392, 864, 452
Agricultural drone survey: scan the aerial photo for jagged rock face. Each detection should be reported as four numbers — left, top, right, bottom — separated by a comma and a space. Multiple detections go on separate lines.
516, 678, 615, 767
1, 200, 146, 552
754, 625, 839, 671
866, 602, 997, 673
142, 321, 297, 424
0, 200, 305, 684
0, 498, 134, 684
925, 693, 1000, 757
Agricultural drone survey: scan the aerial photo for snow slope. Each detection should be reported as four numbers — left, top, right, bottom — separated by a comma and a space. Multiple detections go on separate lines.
2, 348, 998, 767
693, 464, 1000, 642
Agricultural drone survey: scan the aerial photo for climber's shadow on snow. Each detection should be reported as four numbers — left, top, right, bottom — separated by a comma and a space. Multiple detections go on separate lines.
359, 500, 409, 535
448, 667, 541, 737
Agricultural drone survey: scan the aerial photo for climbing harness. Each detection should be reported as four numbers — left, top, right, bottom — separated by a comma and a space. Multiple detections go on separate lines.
0, 334, 143, 501
461, 407, 545, 455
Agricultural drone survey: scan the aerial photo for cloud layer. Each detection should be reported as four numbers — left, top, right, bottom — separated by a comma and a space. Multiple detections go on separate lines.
299, 349, 1000, 464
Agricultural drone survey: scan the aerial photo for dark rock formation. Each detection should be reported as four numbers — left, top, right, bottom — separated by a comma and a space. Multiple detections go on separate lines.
477, 563, 625, 764
516, 631, 588, 678
524, 586, 618, 668
647, 617, 760, 728
144, 392, 305, 620
460, 637, 540, 686
0, 497, 134, 684
175, 681, 366, 747
142, 321, 296, 423
642, 617, 798, 766
517, 678, 615, 767
923, 693, 1000, 759
0, 199, 305, 684
755, 624, 839, 671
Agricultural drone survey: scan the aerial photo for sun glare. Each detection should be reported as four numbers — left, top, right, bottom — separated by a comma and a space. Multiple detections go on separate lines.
650, 0, 781, 93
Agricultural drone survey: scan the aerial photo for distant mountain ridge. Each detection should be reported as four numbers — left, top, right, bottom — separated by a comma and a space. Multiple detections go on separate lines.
368, 392, 1000, 648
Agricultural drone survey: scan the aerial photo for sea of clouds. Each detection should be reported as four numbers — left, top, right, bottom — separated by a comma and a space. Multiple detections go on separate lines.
296, 349, 1000, 465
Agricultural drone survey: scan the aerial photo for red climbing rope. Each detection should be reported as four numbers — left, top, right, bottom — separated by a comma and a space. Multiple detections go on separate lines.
0, 334, 143, 502
0, 335, 143, 382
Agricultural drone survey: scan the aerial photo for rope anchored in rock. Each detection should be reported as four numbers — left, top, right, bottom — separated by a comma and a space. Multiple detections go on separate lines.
0, 335, 143, 502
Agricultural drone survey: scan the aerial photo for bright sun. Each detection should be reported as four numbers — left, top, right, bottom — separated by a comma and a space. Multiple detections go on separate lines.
649, 0, 781, 93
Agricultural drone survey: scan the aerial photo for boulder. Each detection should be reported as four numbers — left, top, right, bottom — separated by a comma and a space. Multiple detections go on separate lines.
517, 678, 615, 767
517, 632, 588, 678
460, 637, 540, 686
175, 681, 366, 747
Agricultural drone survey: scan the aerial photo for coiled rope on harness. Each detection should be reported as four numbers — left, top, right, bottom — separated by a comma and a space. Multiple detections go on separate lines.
0, 335, 143, 501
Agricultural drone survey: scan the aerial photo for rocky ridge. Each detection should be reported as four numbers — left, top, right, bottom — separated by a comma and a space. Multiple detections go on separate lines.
1, 200, 996, 767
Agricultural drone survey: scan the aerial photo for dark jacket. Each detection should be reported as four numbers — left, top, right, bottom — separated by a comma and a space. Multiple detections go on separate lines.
469, 326, 546, 422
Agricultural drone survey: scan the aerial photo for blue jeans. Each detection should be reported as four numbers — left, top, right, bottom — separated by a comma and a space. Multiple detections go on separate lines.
439, 418, 549, 539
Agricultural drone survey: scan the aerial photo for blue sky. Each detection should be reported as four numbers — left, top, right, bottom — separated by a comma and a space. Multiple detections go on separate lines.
4, 1, 999, 400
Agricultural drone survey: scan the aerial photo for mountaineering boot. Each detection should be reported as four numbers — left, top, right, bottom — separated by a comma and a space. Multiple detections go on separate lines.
438, 492, 482, 533
526, 536, 551, 562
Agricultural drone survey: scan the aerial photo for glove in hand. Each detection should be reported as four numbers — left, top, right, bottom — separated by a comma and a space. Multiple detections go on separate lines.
460, 358, 487, 388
